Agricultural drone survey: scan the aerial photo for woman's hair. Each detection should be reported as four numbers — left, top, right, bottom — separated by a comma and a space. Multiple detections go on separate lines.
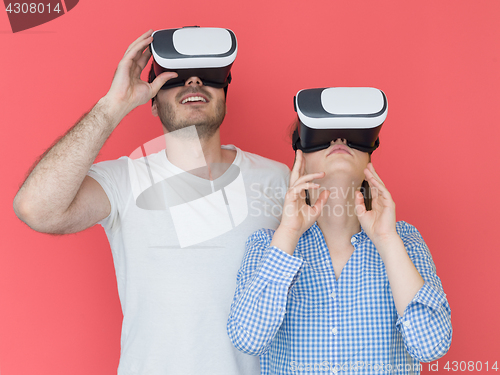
289, 118, 373, 210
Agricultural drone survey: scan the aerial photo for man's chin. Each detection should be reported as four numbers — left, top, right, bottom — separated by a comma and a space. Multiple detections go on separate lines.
161, 121, 222, 139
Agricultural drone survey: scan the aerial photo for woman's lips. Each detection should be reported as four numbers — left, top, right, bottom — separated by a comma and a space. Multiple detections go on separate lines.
327, 145, 352, 156
328, 149, 351, 155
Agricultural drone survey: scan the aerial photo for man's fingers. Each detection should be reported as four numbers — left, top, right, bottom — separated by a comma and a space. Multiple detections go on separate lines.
137, 46, 152, 71
149, 72, 178, 96
124, 31, 154, 61
124, 29, 153, 54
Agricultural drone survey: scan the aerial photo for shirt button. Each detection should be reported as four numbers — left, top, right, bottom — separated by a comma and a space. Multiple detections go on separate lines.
331, 327, 338, 335
350, 237, 356, 244
403, 321, 411, 328
330, 291, 336, 299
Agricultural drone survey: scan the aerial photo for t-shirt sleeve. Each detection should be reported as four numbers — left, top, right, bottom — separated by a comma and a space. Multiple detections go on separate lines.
86, 156, 130, 232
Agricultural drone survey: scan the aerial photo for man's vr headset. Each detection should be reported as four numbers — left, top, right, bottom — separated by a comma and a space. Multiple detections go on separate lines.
292, 87, 388, 154
150, 26, 237, 90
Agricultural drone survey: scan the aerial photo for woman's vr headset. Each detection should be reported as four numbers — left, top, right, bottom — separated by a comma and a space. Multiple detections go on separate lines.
150, 26, 237, 90
292, 87, 388, 154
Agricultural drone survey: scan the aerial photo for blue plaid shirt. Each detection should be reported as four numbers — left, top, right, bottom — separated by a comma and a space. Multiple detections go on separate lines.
227, 221, 452, 374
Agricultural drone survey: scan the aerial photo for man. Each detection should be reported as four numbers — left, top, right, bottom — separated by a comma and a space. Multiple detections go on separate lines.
13, 29, 289, 375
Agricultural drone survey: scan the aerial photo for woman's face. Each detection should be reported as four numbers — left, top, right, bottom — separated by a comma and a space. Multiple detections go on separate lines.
302, 138, 370, 187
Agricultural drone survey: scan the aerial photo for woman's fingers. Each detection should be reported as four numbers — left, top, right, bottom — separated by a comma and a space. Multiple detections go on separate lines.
354, 190, 367, 217
367, 175, 392, 201
290, 150, 324, 188
364, 167, 395, 214
292, 171, 325, 188
311, 189, 330, 216
367, 163, 385, 187
289, 150, 303, 187
287, 182, 321, 200
300, 151, 306, 177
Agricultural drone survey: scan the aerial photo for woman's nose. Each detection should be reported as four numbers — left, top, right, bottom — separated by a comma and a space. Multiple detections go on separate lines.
331, 138, 347, 144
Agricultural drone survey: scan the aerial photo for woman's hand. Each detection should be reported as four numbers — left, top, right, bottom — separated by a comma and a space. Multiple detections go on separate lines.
354, 163, 399, 247
355, 163, 425, 315
271, 150, 330, 255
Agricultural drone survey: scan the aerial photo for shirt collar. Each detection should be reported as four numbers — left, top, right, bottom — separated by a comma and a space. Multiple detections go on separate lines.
306, 222, 369, 243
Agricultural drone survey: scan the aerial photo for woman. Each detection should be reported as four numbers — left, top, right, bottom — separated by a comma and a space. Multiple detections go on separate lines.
227, 110, 452, 374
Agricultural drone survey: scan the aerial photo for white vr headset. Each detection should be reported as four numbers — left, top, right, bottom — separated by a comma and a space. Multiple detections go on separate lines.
292, 87, 388, 153
150, 26, 237, 89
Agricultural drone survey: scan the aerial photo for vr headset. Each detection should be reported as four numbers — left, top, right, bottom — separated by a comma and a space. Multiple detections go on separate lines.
150, 26, 237, 90
292, 87, 388, 154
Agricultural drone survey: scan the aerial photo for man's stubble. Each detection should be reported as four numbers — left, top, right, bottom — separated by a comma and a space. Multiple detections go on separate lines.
156, 94, 226, 140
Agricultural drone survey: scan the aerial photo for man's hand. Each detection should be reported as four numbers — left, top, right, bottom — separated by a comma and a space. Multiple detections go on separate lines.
13, 30, 179, 234
104, 29, 178, 116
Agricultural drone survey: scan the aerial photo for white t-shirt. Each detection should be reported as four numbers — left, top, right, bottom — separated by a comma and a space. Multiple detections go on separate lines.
87, 144, 289, 375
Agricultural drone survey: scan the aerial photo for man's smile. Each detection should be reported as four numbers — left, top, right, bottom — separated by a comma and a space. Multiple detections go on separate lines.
180, 93, 209, 104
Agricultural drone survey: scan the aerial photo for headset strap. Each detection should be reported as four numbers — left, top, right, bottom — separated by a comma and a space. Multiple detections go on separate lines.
292, 129, 380, 154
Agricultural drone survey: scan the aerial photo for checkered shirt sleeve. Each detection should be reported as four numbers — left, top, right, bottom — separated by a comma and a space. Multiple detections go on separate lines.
227, 229, 303, 356
396, 223, 452, 362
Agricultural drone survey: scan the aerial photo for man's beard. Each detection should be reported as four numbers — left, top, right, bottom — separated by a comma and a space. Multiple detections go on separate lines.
156, 87, 226, 140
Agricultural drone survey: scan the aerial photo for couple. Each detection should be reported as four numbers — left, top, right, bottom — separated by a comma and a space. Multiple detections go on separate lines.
13, 29, 451, 375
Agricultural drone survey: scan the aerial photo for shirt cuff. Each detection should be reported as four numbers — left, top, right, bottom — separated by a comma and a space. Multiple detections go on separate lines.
395, 281, 452, 362
257, 246, 303, 285
397, 281, 447, 325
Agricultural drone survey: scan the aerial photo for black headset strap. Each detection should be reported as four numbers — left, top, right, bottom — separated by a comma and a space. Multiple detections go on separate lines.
293, 132, 380, 154
347, 138, 380, 153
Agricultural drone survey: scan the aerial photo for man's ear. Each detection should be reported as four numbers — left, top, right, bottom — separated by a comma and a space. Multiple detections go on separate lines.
151, 99, 158, 117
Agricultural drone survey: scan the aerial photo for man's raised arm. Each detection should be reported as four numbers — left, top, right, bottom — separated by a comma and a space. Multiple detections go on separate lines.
13, 30, 177, 234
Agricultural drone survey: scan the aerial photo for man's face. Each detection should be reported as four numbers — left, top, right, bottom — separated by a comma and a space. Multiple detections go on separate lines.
152, 76, 226, 139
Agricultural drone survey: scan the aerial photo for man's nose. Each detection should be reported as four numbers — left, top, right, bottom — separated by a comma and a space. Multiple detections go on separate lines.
185, 76, 203, 86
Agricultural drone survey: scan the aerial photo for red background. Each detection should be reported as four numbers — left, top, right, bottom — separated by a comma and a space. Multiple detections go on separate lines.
1, 0, 499, 374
